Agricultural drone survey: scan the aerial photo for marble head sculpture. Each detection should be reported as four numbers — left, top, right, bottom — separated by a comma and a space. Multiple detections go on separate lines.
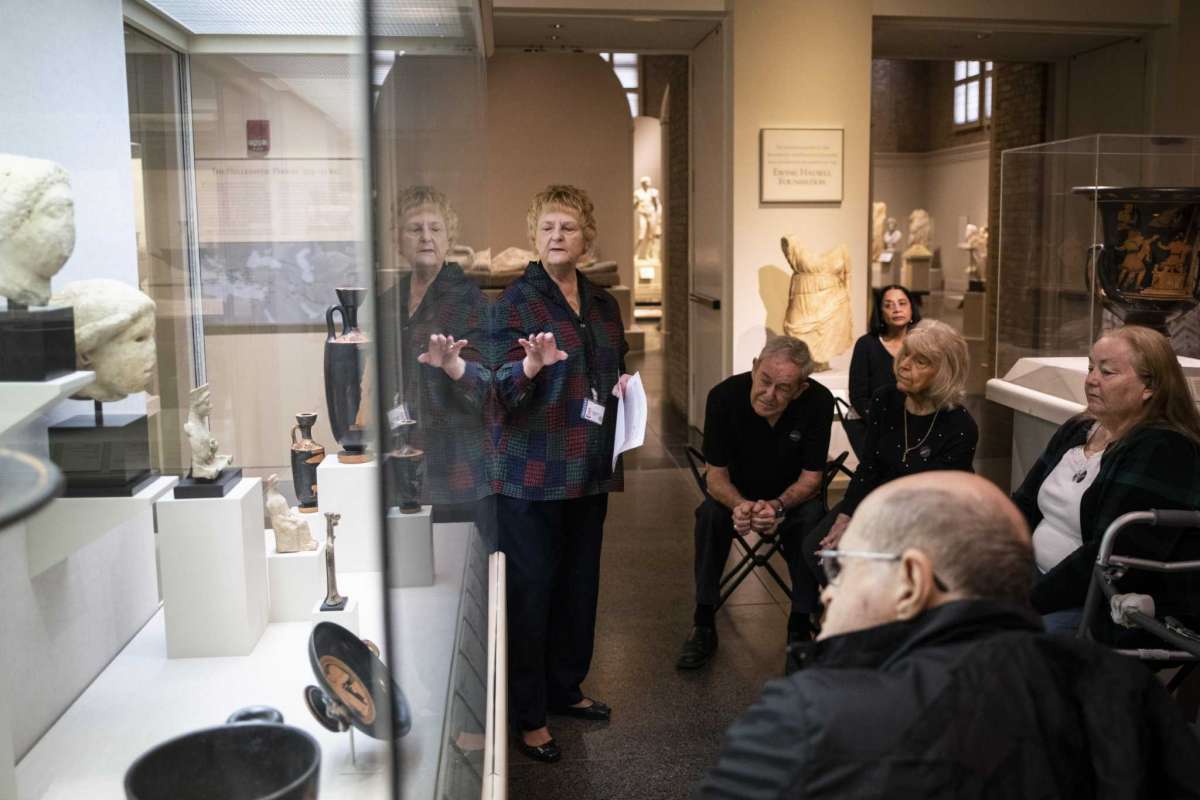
0, 154, 76, 306
51, 279, 156, 401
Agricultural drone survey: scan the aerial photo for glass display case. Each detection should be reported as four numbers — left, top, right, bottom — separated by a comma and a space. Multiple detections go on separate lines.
989, 134, 1200, 486
994, 133, 1200, 378
0, 2, 500, 799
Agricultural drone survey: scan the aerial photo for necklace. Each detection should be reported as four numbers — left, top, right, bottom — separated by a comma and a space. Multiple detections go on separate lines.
902, 407, 941, 464
1072, 424, 1108, 482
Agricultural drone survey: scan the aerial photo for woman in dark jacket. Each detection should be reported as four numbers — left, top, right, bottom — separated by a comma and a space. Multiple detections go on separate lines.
845, 285, 919, 455
377, 186, 491, 517
491, 185, 631, 763
1011, 325, 1200, 639
814, 319, 978, 554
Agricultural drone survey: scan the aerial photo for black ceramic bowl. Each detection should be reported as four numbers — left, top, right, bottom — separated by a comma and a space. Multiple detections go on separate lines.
306, 621, 412, 739
124, 722, 320, 800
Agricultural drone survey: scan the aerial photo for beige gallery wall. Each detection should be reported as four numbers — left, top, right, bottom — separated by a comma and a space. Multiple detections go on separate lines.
729, 0, 873, 373
487, 52, 634, 289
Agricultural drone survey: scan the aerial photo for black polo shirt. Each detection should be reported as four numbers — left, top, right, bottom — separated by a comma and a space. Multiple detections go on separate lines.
702, 371, 833, 501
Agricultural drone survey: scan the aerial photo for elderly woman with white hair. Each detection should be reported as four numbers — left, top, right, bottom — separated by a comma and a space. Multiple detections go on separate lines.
810, 319, 978, 562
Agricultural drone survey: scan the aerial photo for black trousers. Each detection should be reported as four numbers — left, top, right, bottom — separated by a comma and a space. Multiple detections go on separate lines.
693, 496, 825, 617
497, 493, 608, 732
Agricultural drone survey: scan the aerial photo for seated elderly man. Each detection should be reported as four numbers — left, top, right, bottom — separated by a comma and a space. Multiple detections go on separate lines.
677, 336, 833, 670
694, 472, 1200, 799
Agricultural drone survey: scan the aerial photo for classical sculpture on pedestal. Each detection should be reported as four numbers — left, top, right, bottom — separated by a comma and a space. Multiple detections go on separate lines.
959, 223, 989, 286
883, 217, 902, 253
185, 383, 233, 480
0, 154, 75, 306
51, 279, 156, 401
634, 176, 662, 263
871, 202, 887, 264
321, 512, 348, 611
905, 209, 933, 258
780, 236, 853, 370
265, 473, 318, 553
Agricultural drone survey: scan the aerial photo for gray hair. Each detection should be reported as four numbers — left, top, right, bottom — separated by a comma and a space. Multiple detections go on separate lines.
758, 336, 815, 380
896, 319, 969, 409
852, 482, 1033, 606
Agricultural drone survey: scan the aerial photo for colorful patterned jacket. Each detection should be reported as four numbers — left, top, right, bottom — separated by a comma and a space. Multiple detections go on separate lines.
491, 262, 628, 500
378, 263, 491, 504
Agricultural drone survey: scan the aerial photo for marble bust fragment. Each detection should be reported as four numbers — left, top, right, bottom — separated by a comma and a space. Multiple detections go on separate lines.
265, 473, 318, 553
906, 209, 933, 257
51, 279, 156, 401
871, 202, 887, 264
0, 154, 76, 306
883, 217, 902, 253
185, 383, 233, 480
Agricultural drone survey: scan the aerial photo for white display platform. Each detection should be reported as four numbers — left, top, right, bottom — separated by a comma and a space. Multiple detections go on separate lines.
987, 355, 1200, 485
312, 596, 360, 635
1, 680, 14, 800
13, 571, 391, 800
157, 477, 269, 658
0, 371, 93, 437
24, 475, 177, 577
13, 525, 474, 800
387, 505, 434, 588
265, 531, 324, 623
317, 457, 382, 572
808, 366, 858, 473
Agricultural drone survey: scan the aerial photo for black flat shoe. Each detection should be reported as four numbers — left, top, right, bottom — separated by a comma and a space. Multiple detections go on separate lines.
676, 625, 718, 670
514, 734, 561, 763
550, 700, 611, 721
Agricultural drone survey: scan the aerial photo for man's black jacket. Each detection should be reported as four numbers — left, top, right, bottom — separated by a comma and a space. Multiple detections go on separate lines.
694, 600, 1200, 799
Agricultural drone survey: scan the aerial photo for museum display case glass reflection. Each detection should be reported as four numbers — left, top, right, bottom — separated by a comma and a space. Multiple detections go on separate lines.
1, 3, 500, 799
988, 134, 1200, 485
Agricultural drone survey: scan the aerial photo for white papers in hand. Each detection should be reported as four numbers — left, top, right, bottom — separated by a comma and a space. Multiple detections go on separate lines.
613, 372, 647, 470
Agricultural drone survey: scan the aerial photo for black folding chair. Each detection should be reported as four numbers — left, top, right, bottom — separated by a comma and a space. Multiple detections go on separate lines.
684, 446, 848, 612
1077, 509, 1200, 693
834, 396, 866, 462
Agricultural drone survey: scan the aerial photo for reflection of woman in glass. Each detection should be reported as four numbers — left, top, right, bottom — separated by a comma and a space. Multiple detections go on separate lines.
379, 186, 491, 520
492, 185, 631, 764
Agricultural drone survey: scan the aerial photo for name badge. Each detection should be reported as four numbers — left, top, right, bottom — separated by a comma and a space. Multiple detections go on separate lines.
582, 398, 606, 425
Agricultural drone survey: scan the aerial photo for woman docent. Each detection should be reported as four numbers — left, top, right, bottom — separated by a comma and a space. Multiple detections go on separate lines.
491, 185, 632, 763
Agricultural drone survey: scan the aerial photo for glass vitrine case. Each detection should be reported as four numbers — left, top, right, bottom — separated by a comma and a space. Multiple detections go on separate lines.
0, 2, 501, 799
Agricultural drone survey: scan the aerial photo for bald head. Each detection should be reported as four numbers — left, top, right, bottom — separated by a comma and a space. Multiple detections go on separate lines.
848, 472, 1033, 605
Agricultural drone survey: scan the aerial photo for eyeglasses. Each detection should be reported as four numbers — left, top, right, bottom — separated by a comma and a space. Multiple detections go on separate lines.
816, 548, 950, 592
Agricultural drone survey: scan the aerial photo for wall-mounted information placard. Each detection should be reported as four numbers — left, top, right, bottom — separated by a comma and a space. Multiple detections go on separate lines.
760, 128, 843, 204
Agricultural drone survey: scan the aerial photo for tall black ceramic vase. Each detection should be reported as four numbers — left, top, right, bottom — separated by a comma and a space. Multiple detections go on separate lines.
290, 412, 325, 513
1076, 186, 1200, 334
324, 288, 371, 463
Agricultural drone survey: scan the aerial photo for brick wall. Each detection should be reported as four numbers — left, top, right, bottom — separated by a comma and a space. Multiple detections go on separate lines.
642, 55, 691, 416
986, 62, 1050, 374
872, 59, 990, 154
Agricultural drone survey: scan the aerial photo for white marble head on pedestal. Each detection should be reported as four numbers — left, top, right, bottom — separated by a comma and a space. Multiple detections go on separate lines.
51, 279, 156, 401
0, 154, 76, 306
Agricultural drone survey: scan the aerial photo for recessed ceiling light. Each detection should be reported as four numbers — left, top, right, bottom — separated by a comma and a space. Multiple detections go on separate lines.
551, 23, 562, 29
550, 34, 559, 40
975, 32, 992, 40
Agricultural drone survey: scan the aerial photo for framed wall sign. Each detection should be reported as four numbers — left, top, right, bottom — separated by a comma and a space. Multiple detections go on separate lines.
760, 128, 844, 203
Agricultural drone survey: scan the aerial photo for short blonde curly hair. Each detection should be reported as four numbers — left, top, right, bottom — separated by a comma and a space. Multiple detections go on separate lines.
525, 184, 597, 249
895, 319, 969, 409
395, 185, 458, 246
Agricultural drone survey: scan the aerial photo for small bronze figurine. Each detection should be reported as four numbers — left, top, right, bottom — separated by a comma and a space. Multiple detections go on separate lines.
321, 512, 348, 611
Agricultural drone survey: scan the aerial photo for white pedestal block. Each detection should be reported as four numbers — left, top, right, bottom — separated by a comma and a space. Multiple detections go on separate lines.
266, 532, 325, 622
317, 458, 382, 572
962, 290, 985, 339
902, 253, 932, 292
387, 506, 434, 588
313, 596, 359, 635
157, 477, 269, 658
